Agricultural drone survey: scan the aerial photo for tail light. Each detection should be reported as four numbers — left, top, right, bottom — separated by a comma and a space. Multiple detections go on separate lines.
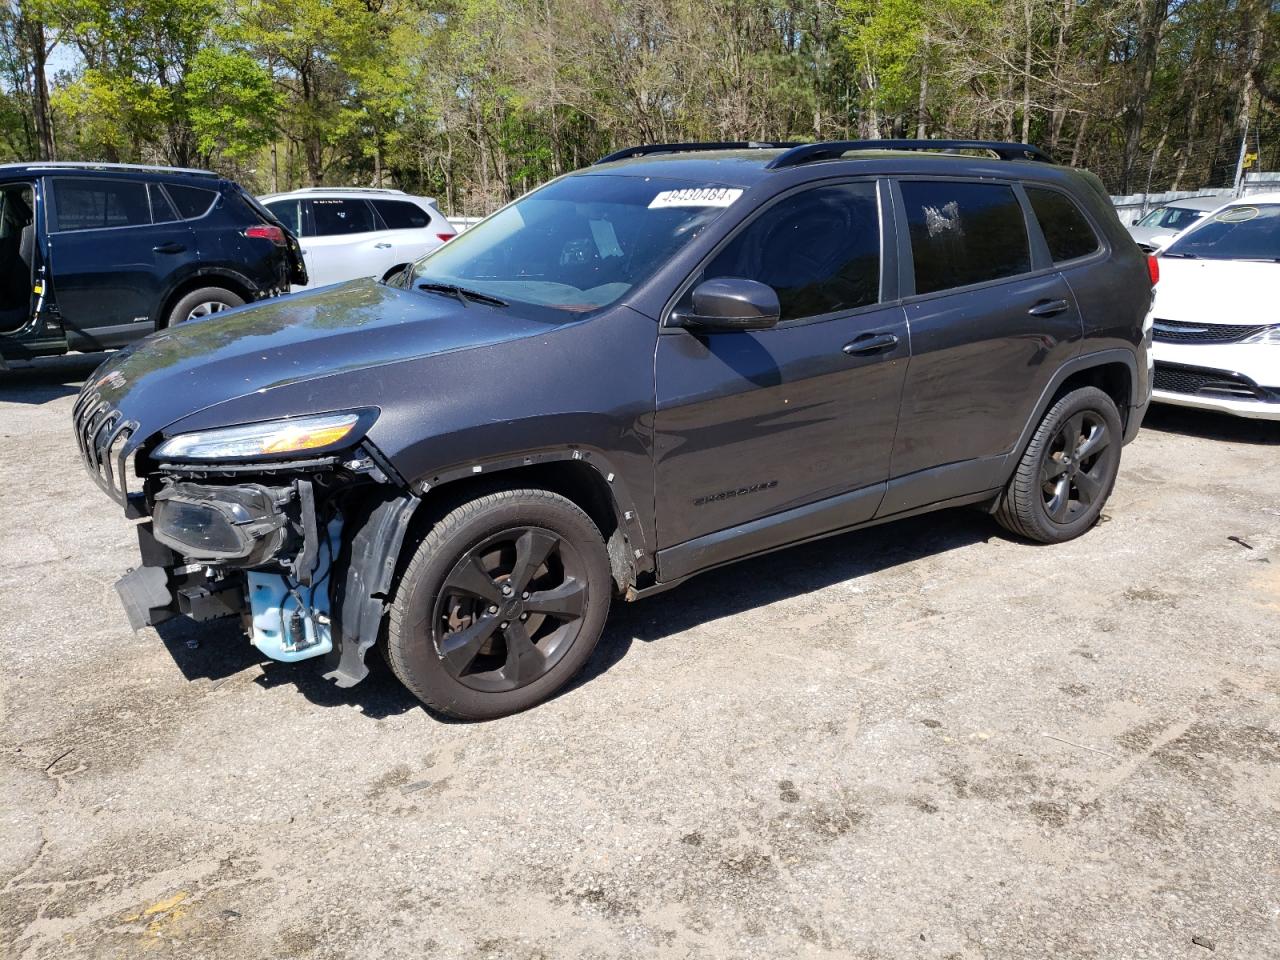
1147, 254, 1160, 286
436, 233, 456, 243
245, 224, 286, 247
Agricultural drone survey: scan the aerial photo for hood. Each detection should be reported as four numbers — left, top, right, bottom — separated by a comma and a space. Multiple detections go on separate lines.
1150, 258, 1277, 326
83, 279, 557, 446
1128, 225, 1178, 248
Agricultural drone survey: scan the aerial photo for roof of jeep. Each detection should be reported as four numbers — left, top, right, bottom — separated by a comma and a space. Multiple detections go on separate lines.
579, 147, 1069, 189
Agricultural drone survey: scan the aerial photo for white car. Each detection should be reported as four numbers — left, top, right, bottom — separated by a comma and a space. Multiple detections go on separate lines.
1126, 194, 1222, 252
1149, 192, 1280, 420
259, 187, 456, 289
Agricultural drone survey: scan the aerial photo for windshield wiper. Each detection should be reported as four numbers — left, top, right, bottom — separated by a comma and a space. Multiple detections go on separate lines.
417, 282, 508, 307
1160, 252, 1199, 259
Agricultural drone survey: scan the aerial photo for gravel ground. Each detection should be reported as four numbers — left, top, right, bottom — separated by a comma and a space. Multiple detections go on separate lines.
1, 353, 1278, 960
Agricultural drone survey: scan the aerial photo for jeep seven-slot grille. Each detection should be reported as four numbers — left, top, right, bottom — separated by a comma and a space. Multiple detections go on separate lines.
1151, 318, 1267, 344
1152, 363, 1276, 402
72, 388, 138, 506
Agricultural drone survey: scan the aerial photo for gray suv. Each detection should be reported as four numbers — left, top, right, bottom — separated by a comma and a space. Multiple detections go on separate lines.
75, 139, 1154, 720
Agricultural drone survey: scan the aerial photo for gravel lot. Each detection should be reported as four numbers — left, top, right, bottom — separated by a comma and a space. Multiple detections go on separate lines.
2, 354, 1278, 960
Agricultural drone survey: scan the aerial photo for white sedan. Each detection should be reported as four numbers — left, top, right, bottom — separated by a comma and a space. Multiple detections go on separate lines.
1149, 192, 1280, 420
260, 187, 457, 289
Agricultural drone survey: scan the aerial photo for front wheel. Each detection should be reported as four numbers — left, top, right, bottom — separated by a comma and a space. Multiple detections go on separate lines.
386, 488, 612, 720
995, 386, 1123, 544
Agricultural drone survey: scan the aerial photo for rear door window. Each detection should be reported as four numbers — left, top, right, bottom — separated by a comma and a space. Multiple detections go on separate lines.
51, 178, 152, 232
148, 184, 180, 223
900, 180, 1031, 295
309, 197, 376, 236
371, 199, 431, 229
163, 183, 218, 219
695, 181, 881, 322
1026, 187, 1101, 263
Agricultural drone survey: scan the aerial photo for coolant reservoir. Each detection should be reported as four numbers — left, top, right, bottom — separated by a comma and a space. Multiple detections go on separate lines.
247, 518, 341, 662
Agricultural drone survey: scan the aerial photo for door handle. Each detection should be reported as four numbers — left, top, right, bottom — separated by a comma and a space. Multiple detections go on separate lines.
374, 242, 393, 249
1028, 298, 1070, 318
152, 242, 186, 254
843, 332, 899, 356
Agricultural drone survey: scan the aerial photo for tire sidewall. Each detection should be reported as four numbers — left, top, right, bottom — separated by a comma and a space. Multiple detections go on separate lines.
391, 494, 612, 720
167, 287, 244, 326
1025, 388, 1123, 540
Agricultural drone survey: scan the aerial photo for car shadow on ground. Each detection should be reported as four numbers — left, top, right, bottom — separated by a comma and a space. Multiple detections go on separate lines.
156, 613, 426, 720
572, 508, 995, 697
1141, 403, 1280, 445
154, 507, 996, 722
0, 353, 109, 403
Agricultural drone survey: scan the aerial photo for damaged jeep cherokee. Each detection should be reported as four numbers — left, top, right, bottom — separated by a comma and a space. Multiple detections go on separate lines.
74, 140, 1154, 720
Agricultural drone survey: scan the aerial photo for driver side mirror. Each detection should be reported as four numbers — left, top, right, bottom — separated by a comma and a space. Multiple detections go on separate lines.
670, 277, 781, 332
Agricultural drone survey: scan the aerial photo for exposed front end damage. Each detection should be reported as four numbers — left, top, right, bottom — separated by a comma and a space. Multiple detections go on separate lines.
76, 388, 418, 688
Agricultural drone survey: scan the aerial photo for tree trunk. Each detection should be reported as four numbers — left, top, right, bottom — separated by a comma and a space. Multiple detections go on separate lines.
1119, 0, 1170, 193
916, 28, 929, 139
28, 22, 54, 159
1021, 0, 1033, 144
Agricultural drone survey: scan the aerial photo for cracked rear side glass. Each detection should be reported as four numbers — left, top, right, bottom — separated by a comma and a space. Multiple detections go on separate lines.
409, 175, 742, 322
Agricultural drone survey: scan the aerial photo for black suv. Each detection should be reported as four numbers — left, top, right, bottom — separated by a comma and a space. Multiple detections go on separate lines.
1, 162, 306, 363
74, 140, 1153, 720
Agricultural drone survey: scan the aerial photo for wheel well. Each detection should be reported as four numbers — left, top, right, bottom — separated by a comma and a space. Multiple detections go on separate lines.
420, 461, 620, 535
156, 274, 254, 328
1051, 362, 1132, 425
395, 460, 633, 592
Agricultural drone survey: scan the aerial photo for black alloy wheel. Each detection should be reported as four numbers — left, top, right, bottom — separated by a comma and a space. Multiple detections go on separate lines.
434, 527, 588, 692
1039, 410, 1113, 524
995, 385, 1123, 544
386, 487, 612, 720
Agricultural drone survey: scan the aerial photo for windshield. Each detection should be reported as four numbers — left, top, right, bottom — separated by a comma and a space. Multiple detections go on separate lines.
1163, 203, 1280, 261
409, 175, 743, 320
1137, 205, 1207, 230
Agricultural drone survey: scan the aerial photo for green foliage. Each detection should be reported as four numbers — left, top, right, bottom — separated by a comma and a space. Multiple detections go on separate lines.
0, 0, 1276, 201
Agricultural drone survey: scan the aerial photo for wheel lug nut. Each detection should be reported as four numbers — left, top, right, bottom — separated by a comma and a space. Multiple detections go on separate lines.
500, 621, 509, 629
520, 613, 528, 620
522, 592, 529, 600
488, 605, 498, 614
502, 585, 512, 596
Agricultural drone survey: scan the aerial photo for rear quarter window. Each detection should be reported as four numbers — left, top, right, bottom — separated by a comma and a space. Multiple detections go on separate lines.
51, 178, 151, 231
164, 183, 218, 219
900, 180, 1031, 295
372, 199, 431, 230
1026, 186, 1101, 263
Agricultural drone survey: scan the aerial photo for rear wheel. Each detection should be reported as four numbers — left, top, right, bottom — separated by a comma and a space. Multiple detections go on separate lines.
386, 488, 612, 720
995, 386, 1123, 544
167, 286, 244, 326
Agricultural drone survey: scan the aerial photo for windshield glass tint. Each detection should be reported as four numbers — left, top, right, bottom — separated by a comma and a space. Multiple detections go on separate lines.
410, 175, 741, 319
1138, 205, 1206, 230
1164, 204, 1280, 260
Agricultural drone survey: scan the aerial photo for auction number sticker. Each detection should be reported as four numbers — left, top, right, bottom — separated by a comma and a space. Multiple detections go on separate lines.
649, 187, 743, 209
1216, 206, 1259, 223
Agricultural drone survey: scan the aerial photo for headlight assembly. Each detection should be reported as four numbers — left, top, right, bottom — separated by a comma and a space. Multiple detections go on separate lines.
154, 410, 375, 462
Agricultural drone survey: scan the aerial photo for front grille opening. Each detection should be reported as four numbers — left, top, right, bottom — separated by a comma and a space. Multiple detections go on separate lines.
1153, 363, 1271, 402
1151, 318, 1267, 344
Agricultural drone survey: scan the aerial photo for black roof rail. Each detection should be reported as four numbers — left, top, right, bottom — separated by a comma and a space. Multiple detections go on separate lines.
765, 139, 1054, 169
595, 141, 803, 165
0, 160, 220, 178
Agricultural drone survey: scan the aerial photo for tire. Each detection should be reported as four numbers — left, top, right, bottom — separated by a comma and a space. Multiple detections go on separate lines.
386, 488, 612, 720
995, 386, 1123, 544
166, 287, 244, 326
